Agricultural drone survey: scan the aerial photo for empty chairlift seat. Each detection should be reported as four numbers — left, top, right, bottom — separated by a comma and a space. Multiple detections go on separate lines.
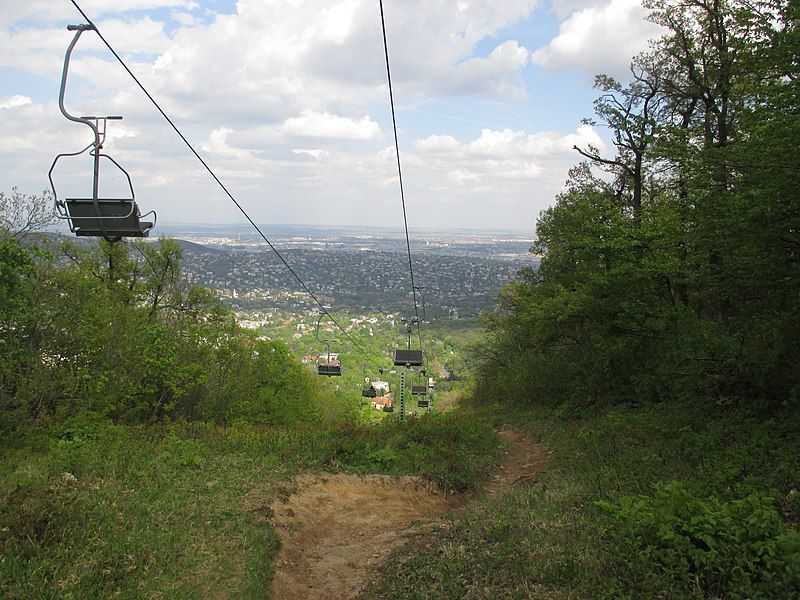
317, 354, 342, 376
49, 24, 157, 241
393, 349, 423, 367
65, 199, 154, 238
411, 384, 427, 396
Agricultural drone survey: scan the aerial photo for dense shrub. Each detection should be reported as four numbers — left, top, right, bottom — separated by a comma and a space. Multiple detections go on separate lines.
598, 482, 800, 599
0, 236, 326, 428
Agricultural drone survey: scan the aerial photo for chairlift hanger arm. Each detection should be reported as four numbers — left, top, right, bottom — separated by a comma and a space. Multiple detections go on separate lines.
59, 24, 101, 144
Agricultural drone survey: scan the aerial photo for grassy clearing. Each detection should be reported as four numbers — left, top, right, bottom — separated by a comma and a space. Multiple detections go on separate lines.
0, 412, 500, 599
361, 401, 800, 600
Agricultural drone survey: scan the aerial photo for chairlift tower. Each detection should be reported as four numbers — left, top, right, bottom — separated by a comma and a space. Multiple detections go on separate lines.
399, 369, 406, 422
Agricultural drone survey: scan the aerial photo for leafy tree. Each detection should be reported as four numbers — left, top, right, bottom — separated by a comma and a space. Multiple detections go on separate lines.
477, 0, 800, 408
0, 188, 55, 239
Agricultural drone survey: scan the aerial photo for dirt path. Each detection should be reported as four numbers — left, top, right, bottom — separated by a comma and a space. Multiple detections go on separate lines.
484, 427, 550, 496
268, 429, 548, 600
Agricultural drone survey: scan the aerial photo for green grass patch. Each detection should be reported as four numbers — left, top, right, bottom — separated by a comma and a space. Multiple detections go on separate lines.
361, 400, 800, 600
0, 412, 500, 598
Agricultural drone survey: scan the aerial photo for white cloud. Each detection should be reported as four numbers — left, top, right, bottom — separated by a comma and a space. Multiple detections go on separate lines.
442, 40, 531, 98
202, 127, 257, 159
169, 10, 199, 27
415, 124, 604, 185
532, 0, 662, 76
282, 111, 381, 140
0, 95, 33, 110
2, 0, 630, 230
292, 149, 329, 160
0, 0, 196, 28
549, 0, 607, 19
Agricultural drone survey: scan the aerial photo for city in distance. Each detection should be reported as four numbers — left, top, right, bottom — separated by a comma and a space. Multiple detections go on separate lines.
157, 223, 539, 319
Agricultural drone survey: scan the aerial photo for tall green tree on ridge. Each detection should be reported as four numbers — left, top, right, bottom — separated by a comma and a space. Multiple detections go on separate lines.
477, 0, 800, 408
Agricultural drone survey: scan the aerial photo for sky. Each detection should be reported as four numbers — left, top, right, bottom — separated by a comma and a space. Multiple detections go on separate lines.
0, 0, 662, 233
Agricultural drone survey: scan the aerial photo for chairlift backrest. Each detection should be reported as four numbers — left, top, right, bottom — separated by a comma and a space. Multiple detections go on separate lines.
393, 349, 423, 367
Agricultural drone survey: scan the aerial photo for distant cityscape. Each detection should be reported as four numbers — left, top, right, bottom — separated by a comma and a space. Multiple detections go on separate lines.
165, 225, 539, 319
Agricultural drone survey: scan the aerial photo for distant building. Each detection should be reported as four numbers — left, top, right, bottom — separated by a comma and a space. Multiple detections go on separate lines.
370, 380, 390, 394
372, 394, 393, 410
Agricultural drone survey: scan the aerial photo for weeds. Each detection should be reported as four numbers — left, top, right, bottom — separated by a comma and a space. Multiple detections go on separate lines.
362, 400, 800, 600
0, 413, 499, 598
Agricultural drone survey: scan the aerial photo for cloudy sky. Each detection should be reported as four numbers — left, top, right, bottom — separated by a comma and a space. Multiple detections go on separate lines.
0, 0, 661, 232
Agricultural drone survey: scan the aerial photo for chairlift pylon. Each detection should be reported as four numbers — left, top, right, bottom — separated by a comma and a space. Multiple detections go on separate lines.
48, 23, 155, 241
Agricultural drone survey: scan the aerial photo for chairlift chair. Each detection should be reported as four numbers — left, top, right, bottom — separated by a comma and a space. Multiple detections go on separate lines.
417, 399, 430, 409
393, 349, 424, 368
48, 24, 155, 241
411, 368, 427, 396
315, 314, 342, 376
393, 317, 424, 367
317, 346, 342, 377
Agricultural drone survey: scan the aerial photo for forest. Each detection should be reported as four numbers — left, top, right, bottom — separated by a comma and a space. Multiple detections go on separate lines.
1, 0, 799, 598
465, 0, 800, 597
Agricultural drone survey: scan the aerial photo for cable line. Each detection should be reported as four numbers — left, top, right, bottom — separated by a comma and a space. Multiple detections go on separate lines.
377, 0, 424, 351
67, 0, 369, 358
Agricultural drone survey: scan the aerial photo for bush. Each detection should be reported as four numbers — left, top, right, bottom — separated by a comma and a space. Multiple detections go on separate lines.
598, 481, 800, 599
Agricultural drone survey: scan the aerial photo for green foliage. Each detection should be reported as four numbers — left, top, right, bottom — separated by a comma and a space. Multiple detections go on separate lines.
465, 8, 800, 597
0, 410, 500, 598
309, 412, 501, 493
0, 421, 283, 599
476, 0, 800, 409
0, 236, 329, 428
598, 482, 800, 599
364, 401, 800, 600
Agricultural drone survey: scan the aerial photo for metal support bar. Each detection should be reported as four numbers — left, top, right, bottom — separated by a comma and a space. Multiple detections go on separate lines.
399, 368, 406, 422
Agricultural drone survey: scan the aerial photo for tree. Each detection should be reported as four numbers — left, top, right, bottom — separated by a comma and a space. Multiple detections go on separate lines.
477, 0, 800, 408
0, 188, 55, 239
575, 64, 665, 222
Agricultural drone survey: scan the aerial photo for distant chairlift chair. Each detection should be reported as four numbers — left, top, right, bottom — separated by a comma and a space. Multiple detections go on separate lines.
411, 384, 427, 396
393, 349, 424, 368
49, 23, 155, 241
393, 317, 424, 368
318, 347, 342, 377
315, 314, 342, 376
412, 369, 429, 409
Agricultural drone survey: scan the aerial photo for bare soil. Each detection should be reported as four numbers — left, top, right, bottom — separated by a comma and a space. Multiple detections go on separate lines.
268, 428, 548, 600
484, 427, 551, 496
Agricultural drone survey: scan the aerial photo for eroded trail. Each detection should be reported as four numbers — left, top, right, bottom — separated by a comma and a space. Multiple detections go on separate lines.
485, 427, 550, 496
268, 429, 548, 600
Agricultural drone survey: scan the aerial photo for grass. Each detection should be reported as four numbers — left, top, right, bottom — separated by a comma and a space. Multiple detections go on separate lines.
360, 399, 800, 600
1, 421, 284, 599
9, 390, 794, 599
0, 411, 501, 599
